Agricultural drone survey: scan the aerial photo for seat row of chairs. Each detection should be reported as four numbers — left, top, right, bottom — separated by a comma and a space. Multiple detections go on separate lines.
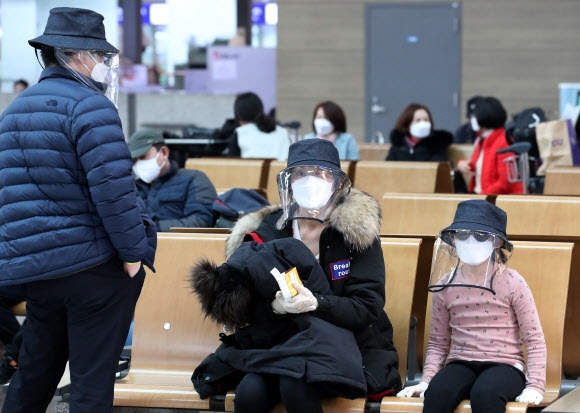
112, 191, 579, 412
184, 156, 580, 204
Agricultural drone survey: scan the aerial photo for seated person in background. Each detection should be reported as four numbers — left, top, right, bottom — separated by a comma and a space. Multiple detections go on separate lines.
303, 100, 360, 160
128, 129, 217, 230
386, 103, 452, 161
226, 92, 290, 160
453, 95, 483, 144
397, 199, 545, 412
456, 97, 523, 194
13, 79, 29, 94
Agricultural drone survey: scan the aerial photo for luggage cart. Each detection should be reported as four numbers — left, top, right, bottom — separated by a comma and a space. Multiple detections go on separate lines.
497, 141, 533, 194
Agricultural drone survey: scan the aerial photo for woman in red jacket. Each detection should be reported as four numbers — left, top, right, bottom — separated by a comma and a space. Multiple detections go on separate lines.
456, 97, 523, 194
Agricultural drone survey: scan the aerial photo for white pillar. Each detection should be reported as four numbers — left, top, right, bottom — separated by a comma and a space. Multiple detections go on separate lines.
1, 0, 118, 92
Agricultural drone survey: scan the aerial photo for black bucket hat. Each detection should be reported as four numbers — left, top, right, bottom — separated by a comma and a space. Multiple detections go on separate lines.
286, 139, 341, 170
440, 199, 512, 250
29, 7, 118, 53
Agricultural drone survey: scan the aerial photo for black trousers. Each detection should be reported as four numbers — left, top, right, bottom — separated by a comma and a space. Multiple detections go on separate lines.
2, 257, 145, 413
423, 360, 526, 413
234, 373, 326, 413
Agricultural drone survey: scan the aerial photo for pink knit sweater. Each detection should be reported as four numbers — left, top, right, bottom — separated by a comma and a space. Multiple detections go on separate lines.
421, 267, 546, 394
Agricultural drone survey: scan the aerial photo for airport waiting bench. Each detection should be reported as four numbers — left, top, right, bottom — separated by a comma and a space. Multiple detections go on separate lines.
358, 143, 392, 161
113, 232, 423, 413
184, 157, 271, 195
495, 194, 580, 379
379, 240, 573, 413
543, 167, 580, 196
354, 161, 453, 202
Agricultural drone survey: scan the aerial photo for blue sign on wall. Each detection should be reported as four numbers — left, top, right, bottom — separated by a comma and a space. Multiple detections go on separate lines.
118, 3, 151, 25
252, 3, 278, 26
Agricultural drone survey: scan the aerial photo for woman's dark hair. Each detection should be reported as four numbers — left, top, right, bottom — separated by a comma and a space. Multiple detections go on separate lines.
234, 92, 276, 133
311, 101, 347, 133
394, 103, 434, 135
39, 45, 60, 67
474, 97, 507, 130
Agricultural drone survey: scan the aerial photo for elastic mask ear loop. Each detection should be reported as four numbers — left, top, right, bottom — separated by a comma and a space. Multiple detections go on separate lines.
35, 49, 45, 70
78, 51, 92, 74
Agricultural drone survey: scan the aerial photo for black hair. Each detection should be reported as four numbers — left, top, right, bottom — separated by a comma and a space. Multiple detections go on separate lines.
13, 79, 29, 89
474, 97, 507, 129
234, 92, 276, 133
39, 45, 60, 68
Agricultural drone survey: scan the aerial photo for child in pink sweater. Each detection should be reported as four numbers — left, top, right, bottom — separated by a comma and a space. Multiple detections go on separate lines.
397, 200, 546, 413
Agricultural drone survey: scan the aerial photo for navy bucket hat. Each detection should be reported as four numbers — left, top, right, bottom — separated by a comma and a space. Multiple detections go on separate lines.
286, 139, 341, 170
29, 7, 118, 53
440, 200, 512, 250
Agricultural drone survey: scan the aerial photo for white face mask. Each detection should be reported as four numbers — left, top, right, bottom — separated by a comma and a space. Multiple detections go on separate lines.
455, 236, 494, 266
80, 52, 111, 83
132, 151, 165, 184
470, 116, 480, 132
314, 118, 334, 136
409, 121, 431, 139
291, 176, 334, 209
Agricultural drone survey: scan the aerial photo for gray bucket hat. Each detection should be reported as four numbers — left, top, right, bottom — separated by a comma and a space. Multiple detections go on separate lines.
439, 199, 513, 251
28, 7, 118, 53
286, 139, 341, 170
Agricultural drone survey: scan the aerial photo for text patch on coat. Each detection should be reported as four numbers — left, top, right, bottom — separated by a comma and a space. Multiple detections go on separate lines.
330, 259, 350, 280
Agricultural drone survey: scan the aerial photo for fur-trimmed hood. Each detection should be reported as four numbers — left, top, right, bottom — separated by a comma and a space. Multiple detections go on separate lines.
226, 188, 381, 258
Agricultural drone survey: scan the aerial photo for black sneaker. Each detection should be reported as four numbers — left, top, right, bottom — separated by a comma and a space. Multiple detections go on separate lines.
0, 356, 17, 385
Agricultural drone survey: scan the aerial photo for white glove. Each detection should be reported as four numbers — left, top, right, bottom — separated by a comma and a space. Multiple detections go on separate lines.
271, 294, 288, 315
396, 382, 428, 398
272, 283, 318, 314
515, 388, 543, 405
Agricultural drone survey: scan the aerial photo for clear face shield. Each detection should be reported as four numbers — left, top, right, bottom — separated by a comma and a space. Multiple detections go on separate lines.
275, 165, 351, 229
428, 229, 513, 295
55, 49, 120, 108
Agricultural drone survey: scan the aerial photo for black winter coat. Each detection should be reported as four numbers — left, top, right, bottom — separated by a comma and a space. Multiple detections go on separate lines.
191, 238, 368, 399
386, 128, 452, 162
226, 189, 402, 396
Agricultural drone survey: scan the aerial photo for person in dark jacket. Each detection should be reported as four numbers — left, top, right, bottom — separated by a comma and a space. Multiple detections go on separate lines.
128, 128, 218, 231
0, 8, 157, 412
222, 139, 401, 413
386, 103, 452, 162
190, 238, 367, 404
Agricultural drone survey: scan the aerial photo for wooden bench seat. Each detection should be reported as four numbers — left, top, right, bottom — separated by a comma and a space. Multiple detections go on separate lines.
359, 143, 392, 161
495, 195, 580, 378
184, 158, 270, 192
380, 240, 573, 412
543, 167, 580, 196
115, 232, 423, 412
354, 161, 453, 202
114, 233, 228, 410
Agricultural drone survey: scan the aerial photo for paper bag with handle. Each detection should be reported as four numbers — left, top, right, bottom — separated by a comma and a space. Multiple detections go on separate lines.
536, 118, 580, 175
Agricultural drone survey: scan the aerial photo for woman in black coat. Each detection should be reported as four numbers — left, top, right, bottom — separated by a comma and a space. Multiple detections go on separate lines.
386, 103, 452, 162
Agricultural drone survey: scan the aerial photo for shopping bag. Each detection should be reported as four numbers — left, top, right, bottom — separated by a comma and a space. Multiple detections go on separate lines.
536, 119, 580, 175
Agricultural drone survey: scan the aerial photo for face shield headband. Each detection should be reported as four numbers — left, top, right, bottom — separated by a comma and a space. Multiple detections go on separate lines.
55, 48, 120, 108
428, 230, 513, 295
275, 165, 351, 230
